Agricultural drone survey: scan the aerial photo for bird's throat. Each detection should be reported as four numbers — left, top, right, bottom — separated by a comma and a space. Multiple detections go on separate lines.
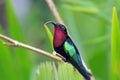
53, 27, 66, 47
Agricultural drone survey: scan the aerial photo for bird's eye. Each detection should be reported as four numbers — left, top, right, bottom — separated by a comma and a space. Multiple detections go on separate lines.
61, 25, 66, 31
61, 26, 65, 30
57, 24, 67, 32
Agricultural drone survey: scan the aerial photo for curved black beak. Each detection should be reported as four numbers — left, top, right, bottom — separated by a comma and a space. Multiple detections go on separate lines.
44, 21, 56, 25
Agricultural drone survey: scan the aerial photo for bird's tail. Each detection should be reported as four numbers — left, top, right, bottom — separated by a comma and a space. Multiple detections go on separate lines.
70, 58, 94, 80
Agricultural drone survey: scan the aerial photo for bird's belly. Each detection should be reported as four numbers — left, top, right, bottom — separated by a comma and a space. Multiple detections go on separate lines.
54, 46, 69, 60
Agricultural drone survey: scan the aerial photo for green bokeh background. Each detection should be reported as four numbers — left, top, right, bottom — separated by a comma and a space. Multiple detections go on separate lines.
0, 0, 120, 80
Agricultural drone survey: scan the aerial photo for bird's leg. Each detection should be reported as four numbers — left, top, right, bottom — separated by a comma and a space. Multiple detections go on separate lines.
53, 51, 67, 62
52, 51, 57, 55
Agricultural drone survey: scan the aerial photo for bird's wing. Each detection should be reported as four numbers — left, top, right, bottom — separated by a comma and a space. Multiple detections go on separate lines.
63, 39, 82, 65
64, 41, 76, 57
63, 38, 92, 80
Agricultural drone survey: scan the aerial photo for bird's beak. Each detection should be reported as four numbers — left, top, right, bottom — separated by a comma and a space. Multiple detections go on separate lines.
44, 21, 56, 26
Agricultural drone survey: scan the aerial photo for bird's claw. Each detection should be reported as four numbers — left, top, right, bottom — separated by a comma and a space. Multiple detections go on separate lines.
53, 51, 67, 62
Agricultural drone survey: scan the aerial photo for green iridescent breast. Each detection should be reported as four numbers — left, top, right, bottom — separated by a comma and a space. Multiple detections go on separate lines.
64, 41, 76, 57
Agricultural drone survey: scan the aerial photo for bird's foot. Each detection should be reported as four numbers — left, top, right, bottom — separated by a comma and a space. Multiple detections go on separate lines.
53, 51, 67, 62
53, 51, 57, 55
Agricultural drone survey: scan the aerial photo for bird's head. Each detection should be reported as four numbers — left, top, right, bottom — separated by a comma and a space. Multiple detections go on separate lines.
45, 21, 67, 35
45, 21, 68, 47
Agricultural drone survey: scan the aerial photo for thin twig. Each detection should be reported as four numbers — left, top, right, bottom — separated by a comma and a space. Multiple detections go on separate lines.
0, 34, 63, 62
46, 0, 64, 24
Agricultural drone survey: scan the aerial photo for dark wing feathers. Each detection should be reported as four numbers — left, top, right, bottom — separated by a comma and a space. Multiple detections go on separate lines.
63, 37, 92, 80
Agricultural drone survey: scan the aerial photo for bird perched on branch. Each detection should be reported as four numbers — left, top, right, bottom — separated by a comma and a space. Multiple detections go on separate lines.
45, 21, 93, 80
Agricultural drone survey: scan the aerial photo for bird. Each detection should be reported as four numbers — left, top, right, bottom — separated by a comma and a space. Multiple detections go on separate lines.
45, 21, 93, 80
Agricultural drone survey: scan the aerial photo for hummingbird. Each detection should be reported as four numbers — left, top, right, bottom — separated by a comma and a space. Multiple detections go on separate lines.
45, 21, 93, 80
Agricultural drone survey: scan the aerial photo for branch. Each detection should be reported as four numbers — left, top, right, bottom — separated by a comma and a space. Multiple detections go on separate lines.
46, 0, 64, 24
0, 34, 63, 62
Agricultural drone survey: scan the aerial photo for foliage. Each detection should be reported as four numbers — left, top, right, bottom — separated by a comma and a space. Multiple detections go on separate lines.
44, 24, 53, 50
0, 0, 32, 80
111, 6, 120, 80
0, 0, 120, 80
36, 62, 83, 80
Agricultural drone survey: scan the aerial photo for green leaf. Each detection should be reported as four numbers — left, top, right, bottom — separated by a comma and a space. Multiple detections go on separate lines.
5, 0, 32, 80
0, 28, 17, 80
44, 24, 53, 51
111, 6, 120, 80
57, 63, 83, 80
62, 0, 99, 14
0, 44, 16, 80
63, 4, 98, 14
36, 62, 83, 80
36, 62, 54, 80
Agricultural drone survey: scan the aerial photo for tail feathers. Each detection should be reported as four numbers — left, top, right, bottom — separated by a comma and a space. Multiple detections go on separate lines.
70, 59, 93, 80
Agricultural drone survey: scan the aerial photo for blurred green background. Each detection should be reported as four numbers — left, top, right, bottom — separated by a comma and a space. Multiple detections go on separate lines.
0, 0, 120, 80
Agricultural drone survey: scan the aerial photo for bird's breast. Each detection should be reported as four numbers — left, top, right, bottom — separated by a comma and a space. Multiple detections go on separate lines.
53, 30, 66, 47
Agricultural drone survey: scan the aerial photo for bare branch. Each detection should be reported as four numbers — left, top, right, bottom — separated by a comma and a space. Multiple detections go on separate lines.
46, 0, 64, 24
0, 34, 63, 62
